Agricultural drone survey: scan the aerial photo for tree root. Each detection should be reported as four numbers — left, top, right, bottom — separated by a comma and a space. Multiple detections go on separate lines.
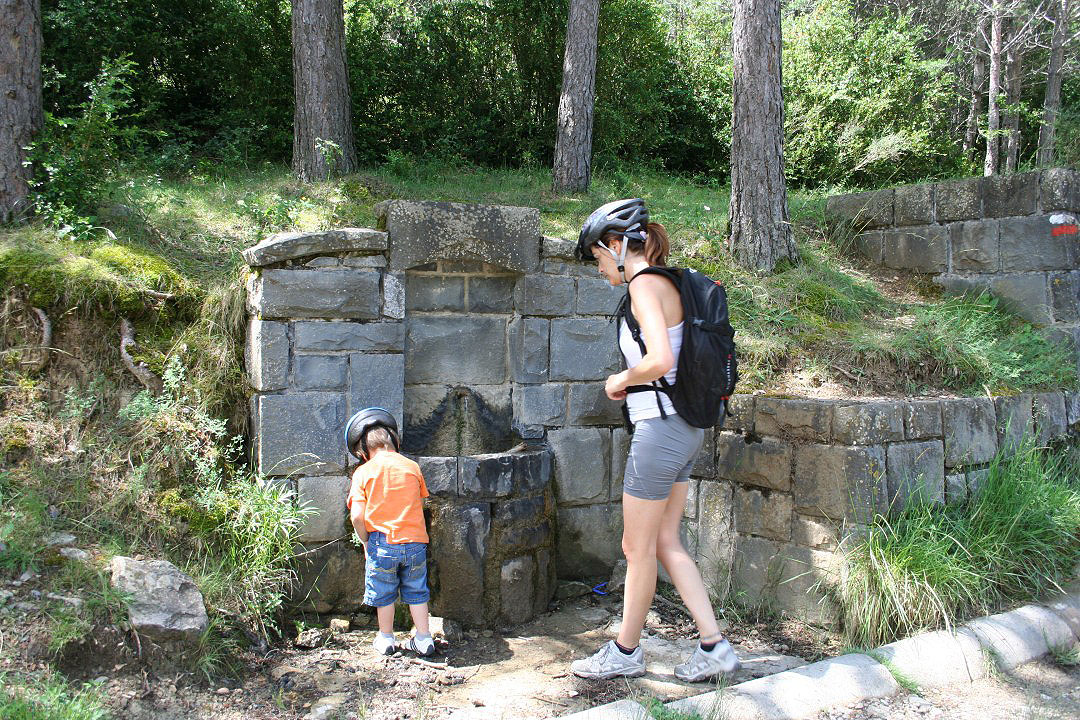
120, 318, 163, 394
25, 307, 52, 373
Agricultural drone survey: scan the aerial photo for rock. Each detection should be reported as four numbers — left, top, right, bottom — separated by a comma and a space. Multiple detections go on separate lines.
0, 590, 12, 605
429, 616, 464, 643
328, 618, 350, 634
109, 556, 208, 644
555, 581, 593, 601
216, 687, 230, 695
46, 593, 85, 611
14, 602, 37, 612
17, 570, 35, 583
45, 532, 76, 547
295, 628, 331, 649
608, 559, 628, 594
59, 547, 91, 564
304, 693, 350, 720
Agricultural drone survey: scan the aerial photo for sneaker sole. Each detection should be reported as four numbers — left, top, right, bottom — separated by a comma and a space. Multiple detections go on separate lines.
675, 658, 741, 683
571, 667, 647, 680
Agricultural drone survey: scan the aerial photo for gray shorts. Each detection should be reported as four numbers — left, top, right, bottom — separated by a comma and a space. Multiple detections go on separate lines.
623, 414, 706, 501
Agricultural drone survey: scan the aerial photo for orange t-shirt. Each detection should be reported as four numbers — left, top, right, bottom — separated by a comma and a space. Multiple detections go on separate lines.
346, 451, 429, 544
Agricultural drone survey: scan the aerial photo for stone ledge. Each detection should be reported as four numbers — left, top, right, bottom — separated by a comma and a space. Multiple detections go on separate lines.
242, 228, 387, 267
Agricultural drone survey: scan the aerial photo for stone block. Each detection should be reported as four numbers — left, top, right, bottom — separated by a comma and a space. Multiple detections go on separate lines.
253, 268, 382, 320
382, 272, 405, 319
343, 254, 387, 268
515, 449, 552, 493
405, 275, 464, 311
513, 383, 565, 432
297, 476, 350, 541
894, 183, 934, 226
459, 454, 515, 498
405, 316, 507, 384
542, 235, 577, 260
989, 273, 1052, 325
291, 541, 363, 614
514, 274, 575, 316
904, 399, 942, 440
305, 256, 339, 267
542, 260, 567, 274
697, 480, 735, 599
550, 427, 611, 506
967, 467, 990, 498
874, 630, 987, 687
468, 276, 516, 313
716, 432, 793, 490
950, 220, 999, 272
377, 200, 540, 273
427, 502, 490, 626
942, 398, 997, 467
1050, 271, 1080, 323
493, 494, 546, 528
439, 260, 486, 273
691, 429, 716, 478
946, 472, 968, 504
1044, 592, 1080, 641
556, 503, 623, 578
964, 604, 1075, 670
886, 440, 945, 509
246, 318, 288, 391
349, 353, 405, 428
933, 273, 992, 299
753, 397, 832, 442
577, 276, 624, 315
294, 354, 347, 390
684, 479, 699, 519
500, 556, 536, 625
1041, 167, 1080, 211
550, 317, 621, 381
568, 382, 622, 425
999, 215, 1079, 271
508, 316, 549, 384
535, 548, 554, 617
735, 487, 793, 542
794, 444, 887, 522
242, 228, 387, 267
731, 534, 780, 607
882, 226, 948, 272
724, 394, 755, 432
832, 401, 905, 444
994, 394, 1033, 456
257, 393, 346, 476
774, 545, 841, 626
854, 231, 884, 264
611, 427, 630, 499
294, 321, 404, 352
982, 172, 1039, 218
1067, 391, 1080, 426
826, 189, 894, 229
935, 177, 982, 222
1033, 391, 1068, 445
416, 456, 456, 497
791, 514, 838, 550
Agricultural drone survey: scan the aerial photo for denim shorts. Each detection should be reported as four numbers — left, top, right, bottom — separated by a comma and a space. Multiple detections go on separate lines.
363, 531, 431, 607
623, 414, 705, 501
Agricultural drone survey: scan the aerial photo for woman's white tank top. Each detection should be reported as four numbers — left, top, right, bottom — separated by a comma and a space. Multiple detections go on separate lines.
618, 319, 683, 422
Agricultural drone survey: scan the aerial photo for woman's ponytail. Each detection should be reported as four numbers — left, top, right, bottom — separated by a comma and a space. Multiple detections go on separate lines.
644, 222, 669, 266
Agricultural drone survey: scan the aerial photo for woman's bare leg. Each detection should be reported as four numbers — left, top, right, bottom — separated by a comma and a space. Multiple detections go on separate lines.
616, 493, 669, 649
655, 481, 722, 640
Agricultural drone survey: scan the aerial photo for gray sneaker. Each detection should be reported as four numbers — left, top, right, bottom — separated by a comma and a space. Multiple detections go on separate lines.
674, 638, 741, 682
571, 640, 646, 680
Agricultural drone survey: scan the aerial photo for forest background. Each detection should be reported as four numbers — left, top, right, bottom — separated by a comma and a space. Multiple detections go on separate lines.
38, 0, 1080, 192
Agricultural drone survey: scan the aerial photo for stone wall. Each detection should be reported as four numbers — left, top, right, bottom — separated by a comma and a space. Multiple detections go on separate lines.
826, 169, 1079, 371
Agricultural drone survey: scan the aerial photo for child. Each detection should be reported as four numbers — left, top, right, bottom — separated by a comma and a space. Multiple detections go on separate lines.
344, 407, 435, 657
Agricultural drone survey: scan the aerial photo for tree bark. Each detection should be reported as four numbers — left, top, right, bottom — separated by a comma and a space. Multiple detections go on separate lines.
552, 0, 599, 194
963, 16, 987, 164
291, 0, 357, 182
1003, 33, 1023, 174
0, 0, 43, 223
984, 3, 1004, 176
729, 0, 795, 274
1037, 0, 1070, 166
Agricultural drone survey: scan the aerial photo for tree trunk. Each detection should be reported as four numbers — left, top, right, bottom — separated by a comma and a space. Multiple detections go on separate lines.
1037, 0, 1070, 166
291, 0, 357, 182
964, 16, 987, 164
0, 0, 43, 223
552, 0, 599, 194
984, 4, 1004, 176
1003, 35, 1023, 174
728, 0, 795, 274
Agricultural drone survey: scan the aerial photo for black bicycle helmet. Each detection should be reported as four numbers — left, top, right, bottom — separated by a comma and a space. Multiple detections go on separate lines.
344, 407, 399, 460
574, 198, 649, 266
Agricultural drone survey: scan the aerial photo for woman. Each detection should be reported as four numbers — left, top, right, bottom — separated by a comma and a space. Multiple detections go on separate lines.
569, 198, 740, 682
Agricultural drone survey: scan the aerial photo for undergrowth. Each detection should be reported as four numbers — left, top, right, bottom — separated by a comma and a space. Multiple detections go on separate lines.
0, 671, 110, 720
836, 437, 1080, 649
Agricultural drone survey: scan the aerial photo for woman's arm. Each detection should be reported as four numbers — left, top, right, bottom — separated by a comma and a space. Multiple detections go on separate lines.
605, 274, 675, 400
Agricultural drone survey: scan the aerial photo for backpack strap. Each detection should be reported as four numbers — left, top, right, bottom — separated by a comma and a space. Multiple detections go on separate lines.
617, 267, 682, 419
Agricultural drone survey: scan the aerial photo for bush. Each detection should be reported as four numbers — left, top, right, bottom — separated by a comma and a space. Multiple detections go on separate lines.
837, 437, 1080, 648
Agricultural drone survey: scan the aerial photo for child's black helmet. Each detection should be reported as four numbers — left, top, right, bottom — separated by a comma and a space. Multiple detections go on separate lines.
574, 198, 649, 261
344, 407, 399, 460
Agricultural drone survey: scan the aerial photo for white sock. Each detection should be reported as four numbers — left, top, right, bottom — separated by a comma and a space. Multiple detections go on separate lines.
378, 632, 395, 641
414, 632, 431, 641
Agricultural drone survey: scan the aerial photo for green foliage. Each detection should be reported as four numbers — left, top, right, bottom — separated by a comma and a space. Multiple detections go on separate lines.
0, 672, 110, 720
837, 438, 1080, 649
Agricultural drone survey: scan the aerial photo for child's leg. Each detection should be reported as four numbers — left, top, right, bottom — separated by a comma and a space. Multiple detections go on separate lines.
376, 603, 396, 634
408, 602, 430, 635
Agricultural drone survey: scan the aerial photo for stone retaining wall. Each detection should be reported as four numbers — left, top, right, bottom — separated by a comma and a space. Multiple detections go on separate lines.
826, 169, 1079, 371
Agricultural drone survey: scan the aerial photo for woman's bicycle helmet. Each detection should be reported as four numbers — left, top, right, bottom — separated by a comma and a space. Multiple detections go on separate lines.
344, 407, 399, 460
574, 198, 649, 282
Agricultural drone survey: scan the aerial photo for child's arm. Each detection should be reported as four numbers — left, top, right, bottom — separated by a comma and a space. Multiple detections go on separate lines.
349, 500, 368, 546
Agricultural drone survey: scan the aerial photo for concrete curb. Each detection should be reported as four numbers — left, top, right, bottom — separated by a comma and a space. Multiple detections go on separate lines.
556, 592, 1080, 720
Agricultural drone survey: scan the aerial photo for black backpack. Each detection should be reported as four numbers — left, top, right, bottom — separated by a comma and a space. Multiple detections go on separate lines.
616, 266, 738, 429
